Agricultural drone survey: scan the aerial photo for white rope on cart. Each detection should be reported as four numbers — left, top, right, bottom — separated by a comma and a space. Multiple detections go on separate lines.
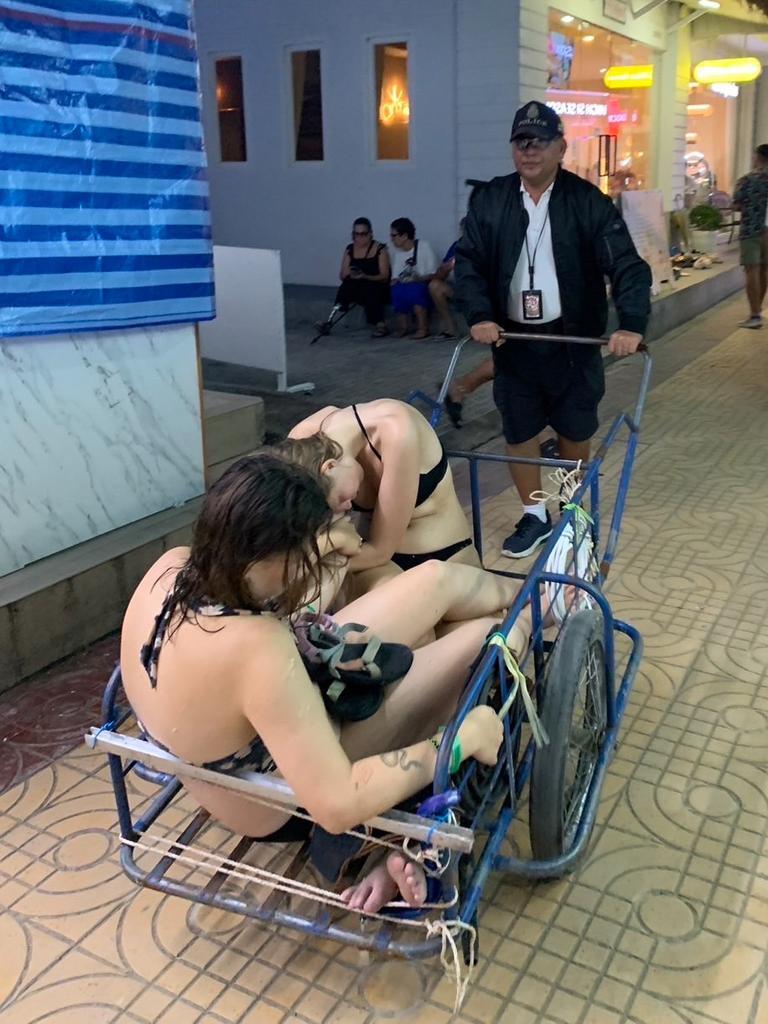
530, 462, 598, 625
120, 831, 476, 1015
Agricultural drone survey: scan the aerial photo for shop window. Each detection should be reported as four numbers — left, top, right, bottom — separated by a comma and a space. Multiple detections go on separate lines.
685, 84, 737, 203
292, 50, 324, 161
546, 10, 653, 196
216, 58, 247, 162
375, 42, 409, 160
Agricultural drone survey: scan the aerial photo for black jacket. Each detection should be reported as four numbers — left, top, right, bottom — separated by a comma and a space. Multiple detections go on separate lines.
455, 168, 652, 356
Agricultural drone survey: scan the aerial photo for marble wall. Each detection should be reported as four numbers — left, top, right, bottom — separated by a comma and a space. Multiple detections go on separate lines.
0, 324, 205, 578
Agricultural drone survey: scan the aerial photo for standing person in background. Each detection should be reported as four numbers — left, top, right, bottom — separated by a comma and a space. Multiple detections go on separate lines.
389, 218, 437, 339
455, 100, 651, 558
733, 144, 768, 330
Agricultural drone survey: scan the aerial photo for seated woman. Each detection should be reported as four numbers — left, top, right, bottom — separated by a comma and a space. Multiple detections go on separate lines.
285, 399, 482, 595
389, 217, 438, 339
318, 218, 391, 338
121, 453, 533, 914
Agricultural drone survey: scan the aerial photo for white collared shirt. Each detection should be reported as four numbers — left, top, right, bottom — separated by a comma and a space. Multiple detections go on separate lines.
507, 181, 562, 323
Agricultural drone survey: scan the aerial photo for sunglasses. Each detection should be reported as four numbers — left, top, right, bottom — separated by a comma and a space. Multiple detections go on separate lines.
389, 232, 401, 238
352, 229, 370, 236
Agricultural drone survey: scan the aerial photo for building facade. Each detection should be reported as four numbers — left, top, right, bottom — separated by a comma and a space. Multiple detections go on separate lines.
194, 0, 768, 285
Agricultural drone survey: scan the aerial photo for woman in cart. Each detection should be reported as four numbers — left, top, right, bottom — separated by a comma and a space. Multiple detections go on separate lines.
285, 398, 484, 597
120, 453, 542, 914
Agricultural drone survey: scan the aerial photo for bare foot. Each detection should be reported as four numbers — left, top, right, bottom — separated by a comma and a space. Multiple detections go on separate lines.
340, 853, 427, 914
387, 852, 427, 907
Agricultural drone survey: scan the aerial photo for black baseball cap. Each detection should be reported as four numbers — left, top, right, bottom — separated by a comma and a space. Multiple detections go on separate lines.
510, 101, 564, 142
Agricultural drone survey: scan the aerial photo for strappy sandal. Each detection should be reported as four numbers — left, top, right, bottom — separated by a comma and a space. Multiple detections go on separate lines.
293, 612, 413, 721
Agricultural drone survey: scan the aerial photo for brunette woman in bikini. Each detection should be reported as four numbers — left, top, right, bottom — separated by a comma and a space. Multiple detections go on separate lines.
121, 453, 539, 913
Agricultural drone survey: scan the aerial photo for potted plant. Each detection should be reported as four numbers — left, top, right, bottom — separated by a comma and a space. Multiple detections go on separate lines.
689, 204, 723, 254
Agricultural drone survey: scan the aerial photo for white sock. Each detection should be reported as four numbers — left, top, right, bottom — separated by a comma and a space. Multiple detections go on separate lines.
523, 502, 548, 523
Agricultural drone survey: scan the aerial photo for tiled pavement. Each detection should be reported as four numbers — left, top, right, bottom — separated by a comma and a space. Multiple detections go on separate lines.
2, 299, 768, 1022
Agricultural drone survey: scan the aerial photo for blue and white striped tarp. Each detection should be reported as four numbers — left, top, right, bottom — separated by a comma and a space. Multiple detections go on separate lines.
0, 0, 215, 338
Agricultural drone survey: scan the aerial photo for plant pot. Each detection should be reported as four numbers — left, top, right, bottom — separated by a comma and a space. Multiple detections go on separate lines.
691, 229, 718, 254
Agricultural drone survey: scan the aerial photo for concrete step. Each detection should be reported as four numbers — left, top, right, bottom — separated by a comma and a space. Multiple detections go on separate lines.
0, 498, 200, 693
203, 390, 265, 481
0, 391, 265, 693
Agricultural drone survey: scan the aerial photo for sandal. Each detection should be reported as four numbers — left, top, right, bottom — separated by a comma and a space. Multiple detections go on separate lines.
371, 325, 390, 338
293, 612, 413, 721
412, 330, 430, 340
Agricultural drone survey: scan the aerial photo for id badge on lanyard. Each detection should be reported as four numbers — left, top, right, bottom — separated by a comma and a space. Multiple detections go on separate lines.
521, 207, 549, 321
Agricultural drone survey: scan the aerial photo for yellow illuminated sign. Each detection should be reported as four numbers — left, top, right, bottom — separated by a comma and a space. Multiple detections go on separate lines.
603, 65, 654, 89
693, 58, 762, 85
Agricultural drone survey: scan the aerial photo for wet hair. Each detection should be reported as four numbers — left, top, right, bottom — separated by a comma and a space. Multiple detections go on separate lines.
391, 217, 416, 240
269, 433, 343, 502
165, 452, 334, 627
756, 144, 768, 163
353, 217, 372, 232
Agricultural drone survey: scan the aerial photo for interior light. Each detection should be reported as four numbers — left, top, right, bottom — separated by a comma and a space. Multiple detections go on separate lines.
582, 34, 595, 43
561, 14, 574, 24
710, 82, 739, 97
693, 58, 762, 84
599, 67, 608, 74
686, 103, 714, 116
604, 65, 654, 89
698, 0, 720, 8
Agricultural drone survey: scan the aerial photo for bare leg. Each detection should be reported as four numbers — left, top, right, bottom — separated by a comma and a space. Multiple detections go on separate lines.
428, 279, 456, 335
396, 313, 410, 337
558, 435, 591, 465
760, 264, 768, 309
449, 356, 494, 402
340, 615, 502, 758
334, 560, 521, 647
413, 305, 429, 339
505, 437, 542, 506
745, 266, 763, 316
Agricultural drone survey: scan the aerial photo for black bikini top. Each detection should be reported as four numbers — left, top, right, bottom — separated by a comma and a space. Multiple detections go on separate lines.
350, 403, 448, 510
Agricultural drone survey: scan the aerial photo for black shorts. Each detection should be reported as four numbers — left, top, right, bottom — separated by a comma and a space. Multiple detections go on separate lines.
492, 323, 605, 445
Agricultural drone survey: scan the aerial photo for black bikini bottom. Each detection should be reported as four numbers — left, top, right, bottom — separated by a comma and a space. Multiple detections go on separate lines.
391, 537, 474, 571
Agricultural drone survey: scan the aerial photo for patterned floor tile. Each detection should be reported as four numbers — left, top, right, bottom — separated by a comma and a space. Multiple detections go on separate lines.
3, 321, 768, 1022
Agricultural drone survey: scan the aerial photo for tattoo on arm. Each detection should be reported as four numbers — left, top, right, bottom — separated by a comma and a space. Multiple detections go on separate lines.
380, 749, 422, 772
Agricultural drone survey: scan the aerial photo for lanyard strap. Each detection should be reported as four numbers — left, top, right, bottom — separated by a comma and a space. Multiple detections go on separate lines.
523, 205, 550, 292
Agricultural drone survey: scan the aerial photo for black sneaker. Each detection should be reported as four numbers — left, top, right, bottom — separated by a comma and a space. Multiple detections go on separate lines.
501, 512, 553, 559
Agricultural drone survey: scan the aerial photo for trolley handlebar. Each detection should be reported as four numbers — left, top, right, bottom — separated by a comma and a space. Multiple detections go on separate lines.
498, 330, 648, 353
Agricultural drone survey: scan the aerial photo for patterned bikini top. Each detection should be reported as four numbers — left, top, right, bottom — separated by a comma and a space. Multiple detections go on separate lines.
138, 589, 272, 773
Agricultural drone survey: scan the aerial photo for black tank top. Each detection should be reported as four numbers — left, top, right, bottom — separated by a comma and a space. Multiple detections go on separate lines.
347, 241, 385, 276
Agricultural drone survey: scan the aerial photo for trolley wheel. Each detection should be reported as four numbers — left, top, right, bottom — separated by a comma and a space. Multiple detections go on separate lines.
529, 609, 606, 865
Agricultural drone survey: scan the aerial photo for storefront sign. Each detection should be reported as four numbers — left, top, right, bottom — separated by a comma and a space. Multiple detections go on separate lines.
603, 0, 628, 24
550, 100, 608, 117
604, 65, 654, 89
693, 58, 761, 85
